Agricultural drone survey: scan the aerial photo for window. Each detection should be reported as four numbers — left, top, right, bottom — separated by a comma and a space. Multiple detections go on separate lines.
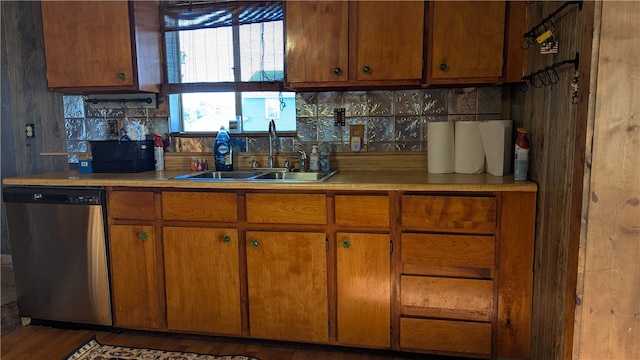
161, 1, 295, 133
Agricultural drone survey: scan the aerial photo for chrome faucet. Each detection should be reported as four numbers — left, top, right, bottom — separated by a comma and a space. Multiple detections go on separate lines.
298, 149, 307, 172
268, 119, 276, 168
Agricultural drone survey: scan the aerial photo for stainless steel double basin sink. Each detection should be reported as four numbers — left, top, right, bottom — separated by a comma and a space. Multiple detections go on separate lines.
172, 169, 337, 182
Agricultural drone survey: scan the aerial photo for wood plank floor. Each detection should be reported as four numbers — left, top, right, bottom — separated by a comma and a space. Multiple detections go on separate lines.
1, 325, 472, 360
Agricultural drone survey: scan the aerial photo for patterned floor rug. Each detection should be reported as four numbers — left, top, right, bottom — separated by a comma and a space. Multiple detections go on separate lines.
64, 336, 260, 360
1, 301, 23, 336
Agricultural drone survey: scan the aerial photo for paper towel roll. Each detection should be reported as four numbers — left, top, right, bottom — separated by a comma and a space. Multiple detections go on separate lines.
454, 121, 485, 174
478, 120, 513, 176
427, 121, 455, 173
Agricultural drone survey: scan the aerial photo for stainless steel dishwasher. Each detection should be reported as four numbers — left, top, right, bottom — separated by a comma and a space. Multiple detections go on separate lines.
2, 186, 112, 326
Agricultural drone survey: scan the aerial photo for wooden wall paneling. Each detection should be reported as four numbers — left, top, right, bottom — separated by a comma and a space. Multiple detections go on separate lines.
565, 1, 595, 359
164, 151, 429, 173
510, 1, 588, 359
575, 1, 640, 359
1, 3, 15, 254
1, 1, 67, 177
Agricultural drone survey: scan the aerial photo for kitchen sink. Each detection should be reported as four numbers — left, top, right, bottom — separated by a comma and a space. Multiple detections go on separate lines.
171, 170, 338, 182
172, 170, 261, 180
251, 170, 337, 182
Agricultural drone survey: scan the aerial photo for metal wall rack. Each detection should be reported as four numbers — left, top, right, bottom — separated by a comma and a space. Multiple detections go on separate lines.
523, 0, 583, 47
521, 52, 579, 89
84, 94, 158, 109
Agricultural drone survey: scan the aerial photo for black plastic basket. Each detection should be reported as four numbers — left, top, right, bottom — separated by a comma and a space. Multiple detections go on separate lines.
89, 140, 154, 173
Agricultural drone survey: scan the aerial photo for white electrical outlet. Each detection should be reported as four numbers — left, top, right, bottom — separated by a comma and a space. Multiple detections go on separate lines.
349, 125, 364, 152
350, 136, 361, 151
25, 124, 35, 139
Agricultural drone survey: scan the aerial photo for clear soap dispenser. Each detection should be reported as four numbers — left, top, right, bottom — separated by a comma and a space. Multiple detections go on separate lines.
309, 145, 319, 171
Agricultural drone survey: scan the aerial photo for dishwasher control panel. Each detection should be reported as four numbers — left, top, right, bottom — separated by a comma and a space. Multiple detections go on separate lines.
3, 187, 104, 205
68, 195, 101, 204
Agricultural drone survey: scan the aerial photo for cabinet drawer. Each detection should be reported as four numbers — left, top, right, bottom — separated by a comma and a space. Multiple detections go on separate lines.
108, 191, 155, 220
400, 317, 491, 356
402, 233, 495, 269
162, 192, 237, 222
246, 193, 326, 224
400, 275, 493, 322
402, 195, 496, 233
335, 195, 389, 227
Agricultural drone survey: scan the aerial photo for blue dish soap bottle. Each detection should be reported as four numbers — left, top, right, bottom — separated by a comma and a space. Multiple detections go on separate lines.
214, 126, 233, 171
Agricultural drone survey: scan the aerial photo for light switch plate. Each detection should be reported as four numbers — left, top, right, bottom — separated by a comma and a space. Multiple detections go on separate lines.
334, 108, 346, 126
107, 119, 119, 140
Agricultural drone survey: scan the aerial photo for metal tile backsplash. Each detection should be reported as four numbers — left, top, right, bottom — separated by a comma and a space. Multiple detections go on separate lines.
63, 86, 502, 163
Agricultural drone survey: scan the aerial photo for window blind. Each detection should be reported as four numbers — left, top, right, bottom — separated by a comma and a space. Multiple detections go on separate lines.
161, 1, 283, 32
160, 0, 284, 92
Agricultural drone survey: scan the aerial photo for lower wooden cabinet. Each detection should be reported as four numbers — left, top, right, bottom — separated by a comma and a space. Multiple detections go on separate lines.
163, 227, 241, 335
105, 188, 535, 359
245, 231, 328, 343
336, 232, 390, 348
109, 224, 161, 329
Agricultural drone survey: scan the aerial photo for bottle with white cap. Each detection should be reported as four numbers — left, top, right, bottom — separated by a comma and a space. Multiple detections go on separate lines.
514, 127, 530, 180
309, 145, 319, 171
154, 134, 164, 171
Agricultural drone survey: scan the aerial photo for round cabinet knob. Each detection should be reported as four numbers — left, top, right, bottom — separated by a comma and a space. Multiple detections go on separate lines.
222, 235, 231, 244
342, 239, 351, 249
362, 65, 371, 74
439, 63, 448, 72
333, 67, 342, 75
250, 239, 260, 247
118, 73, 127, 80
138, 232, 149, 241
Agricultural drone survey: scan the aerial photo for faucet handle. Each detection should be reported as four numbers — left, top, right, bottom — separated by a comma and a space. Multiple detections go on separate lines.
242, 156, 259, 171
284, 156, 300, 172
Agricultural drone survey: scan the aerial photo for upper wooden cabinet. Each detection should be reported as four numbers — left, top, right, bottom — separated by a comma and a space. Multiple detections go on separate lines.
285, 1, 425, 89
427, 1, 507, 85
40, 0, 161, 94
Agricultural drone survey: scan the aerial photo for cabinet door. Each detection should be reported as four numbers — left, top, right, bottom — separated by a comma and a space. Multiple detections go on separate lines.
285, 1, 348, 83
428, 1, 506, 83
109, 225, 160, 329
246, 231, 328, 343
354, 1, 424, 81
336, 232, 390, 348
41, 1, 134, 88
163, 227, 241, 335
